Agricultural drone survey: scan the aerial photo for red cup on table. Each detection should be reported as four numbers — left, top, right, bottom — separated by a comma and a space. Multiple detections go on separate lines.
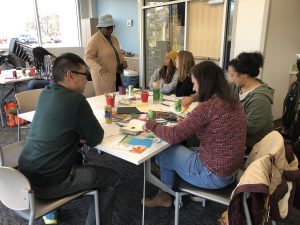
118, 86, 126, 95
29, 67, 36, 76
106, 97, 115, 107
141, 91, 149, 103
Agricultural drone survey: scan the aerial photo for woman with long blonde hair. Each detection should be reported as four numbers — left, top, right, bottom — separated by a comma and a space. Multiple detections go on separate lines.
175, 50, 195, 97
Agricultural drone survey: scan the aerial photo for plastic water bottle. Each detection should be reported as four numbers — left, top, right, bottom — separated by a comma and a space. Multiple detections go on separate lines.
153, 80, 160, 104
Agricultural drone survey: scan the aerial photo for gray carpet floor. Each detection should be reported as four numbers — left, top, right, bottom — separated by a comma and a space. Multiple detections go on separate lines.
1, 83, 300, 225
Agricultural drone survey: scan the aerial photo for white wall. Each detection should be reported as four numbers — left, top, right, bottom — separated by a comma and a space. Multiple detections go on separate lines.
232, 0, 269, 56
46, 47, 84, 58
262, 0, 300, 119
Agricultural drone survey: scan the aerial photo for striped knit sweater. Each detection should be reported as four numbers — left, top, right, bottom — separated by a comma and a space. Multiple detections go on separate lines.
146, 96, 247, 177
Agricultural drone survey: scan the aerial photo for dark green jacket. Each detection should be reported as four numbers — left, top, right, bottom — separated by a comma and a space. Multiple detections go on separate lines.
231, 80, 274, 149
18, 83, 104, 187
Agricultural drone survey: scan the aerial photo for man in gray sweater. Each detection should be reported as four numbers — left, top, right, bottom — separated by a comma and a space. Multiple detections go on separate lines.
19, 53, 120, 225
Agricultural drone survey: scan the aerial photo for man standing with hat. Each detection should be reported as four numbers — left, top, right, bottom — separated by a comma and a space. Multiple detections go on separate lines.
85, 14, 127, 95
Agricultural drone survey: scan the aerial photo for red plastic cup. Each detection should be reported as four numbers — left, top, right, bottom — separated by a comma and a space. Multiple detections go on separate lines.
29, 67, 36, 76
141, 91, 149, 103
106, 97, 115, 107
119, 86, 126, 95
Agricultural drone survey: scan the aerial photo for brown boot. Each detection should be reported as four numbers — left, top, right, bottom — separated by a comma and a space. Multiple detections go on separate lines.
142, 190, 172, 208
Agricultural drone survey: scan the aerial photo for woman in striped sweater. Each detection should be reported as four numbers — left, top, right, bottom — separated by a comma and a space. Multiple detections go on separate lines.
143, 61, 247, 208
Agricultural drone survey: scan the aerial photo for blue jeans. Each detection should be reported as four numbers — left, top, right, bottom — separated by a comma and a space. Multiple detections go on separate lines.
27, 79, 49, 90
156, 145, 235, 189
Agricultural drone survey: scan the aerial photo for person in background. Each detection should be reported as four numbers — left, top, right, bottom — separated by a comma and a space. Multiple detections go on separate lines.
142, 61, 246, 207
85, 13, 127, 95
175, 50, 196, 97
228, 52, 274, 150
18, 53, 120, 225
148, 51, 178, 94
27, 47, 56, 90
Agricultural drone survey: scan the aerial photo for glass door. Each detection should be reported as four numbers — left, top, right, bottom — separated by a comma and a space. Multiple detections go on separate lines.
222, 0, 236, 70
144, 2, 185, 87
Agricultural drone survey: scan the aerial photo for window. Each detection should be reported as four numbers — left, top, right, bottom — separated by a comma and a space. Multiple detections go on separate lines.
144, 0, 177, 7
0, 0, 80, 49
37, 0, 80, 47
144, 3, 185, 85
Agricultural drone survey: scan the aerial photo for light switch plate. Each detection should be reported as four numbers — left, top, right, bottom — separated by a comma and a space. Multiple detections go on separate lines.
127, 19, 133, 27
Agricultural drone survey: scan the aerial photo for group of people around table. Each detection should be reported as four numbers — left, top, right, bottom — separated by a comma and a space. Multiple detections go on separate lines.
17, 13, 275, 225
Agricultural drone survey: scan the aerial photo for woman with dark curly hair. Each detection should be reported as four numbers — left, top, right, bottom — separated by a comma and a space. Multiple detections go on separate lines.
228, 51, 274, 150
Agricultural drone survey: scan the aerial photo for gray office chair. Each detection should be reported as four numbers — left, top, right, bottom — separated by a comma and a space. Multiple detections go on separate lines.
0, 142, 100, 225
0, 166, 100, 225
15, 88, 43, 141
0, 140, 25, 167
173, 181, 244, 225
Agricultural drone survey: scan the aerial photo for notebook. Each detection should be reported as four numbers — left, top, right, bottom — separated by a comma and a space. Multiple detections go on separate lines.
117, 107, 142, 114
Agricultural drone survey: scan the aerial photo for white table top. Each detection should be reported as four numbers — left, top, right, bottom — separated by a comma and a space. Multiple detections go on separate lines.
0, 69, 34, 84
18, 92, 192, 165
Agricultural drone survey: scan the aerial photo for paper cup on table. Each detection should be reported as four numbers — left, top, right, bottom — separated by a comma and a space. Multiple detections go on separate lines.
106, 97, 115, 107
29, 67, 36, 76
141, 92, 149, 103
119, 86, 126, 95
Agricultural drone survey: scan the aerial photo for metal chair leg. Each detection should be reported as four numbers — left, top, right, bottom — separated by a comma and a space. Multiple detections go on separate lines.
28, 192, 35, 225
94, 191, 100, 225
18, 115, 21, 141
243, 192, 252, 225
174, 192, 180, 225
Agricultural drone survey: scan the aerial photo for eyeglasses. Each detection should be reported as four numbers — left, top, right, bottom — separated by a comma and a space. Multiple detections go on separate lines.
105, 26, 115, 30
71, 70, 90, 79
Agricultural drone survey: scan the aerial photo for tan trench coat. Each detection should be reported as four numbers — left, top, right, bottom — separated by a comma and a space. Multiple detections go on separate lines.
84, 31, 125, 95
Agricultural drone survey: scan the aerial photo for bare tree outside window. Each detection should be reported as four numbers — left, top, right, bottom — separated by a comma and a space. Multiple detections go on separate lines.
145, 3, 185, 86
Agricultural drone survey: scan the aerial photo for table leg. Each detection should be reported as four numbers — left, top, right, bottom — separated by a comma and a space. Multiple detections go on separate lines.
145, 159, 176, 196
0, 105, 4, 127
142, 162, 146, 225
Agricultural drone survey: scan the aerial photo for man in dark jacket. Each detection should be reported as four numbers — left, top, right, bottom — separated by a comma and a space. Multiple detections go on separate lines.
19, 53, 120, 225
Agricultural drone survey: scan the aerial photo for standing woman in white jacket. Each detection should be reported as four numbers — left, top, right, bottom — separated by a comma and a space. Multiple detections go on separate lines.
148, 51, 178, 94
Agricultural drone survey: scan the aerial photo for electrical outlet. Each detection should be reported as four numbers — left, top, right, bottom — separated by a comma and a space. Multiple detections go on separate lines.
127, 19, 133, 27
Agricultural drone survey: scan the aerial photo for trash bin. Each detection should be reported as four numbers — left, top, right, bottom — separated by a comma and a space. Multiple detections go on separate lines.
123, 70, 139, 88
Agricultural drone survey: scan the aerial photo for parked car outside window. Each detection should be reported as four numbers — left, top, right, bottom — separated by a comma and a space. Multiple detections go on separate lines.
18, 34, 38, 44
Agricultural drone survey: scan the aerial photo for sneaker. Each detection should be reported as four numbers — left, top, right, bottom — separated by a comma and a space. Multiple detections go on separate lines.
43, 211, 57, 224
142, 190, 172, 208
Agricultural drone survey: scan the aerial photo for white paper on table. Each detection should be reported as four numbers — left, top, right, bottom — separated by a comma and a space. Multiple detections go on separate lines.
93, 110, 105, 121
124, 119, 145, 132
102, 123, 121, 138
93, 109, 120, 138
